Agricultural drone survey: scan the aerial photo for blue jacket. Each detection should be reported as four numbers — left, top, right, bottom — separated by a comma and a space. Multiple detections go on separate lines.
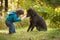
5, 11, 21, 22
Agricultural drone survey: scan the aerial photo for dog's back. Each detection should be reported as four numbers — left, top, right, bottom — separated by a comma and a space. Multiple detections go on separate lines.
30, 13, 47, 30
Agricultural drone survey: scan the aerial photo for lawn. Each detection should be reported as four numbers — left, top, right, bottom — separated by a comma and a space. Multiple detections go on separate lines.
0, 27, 60, 40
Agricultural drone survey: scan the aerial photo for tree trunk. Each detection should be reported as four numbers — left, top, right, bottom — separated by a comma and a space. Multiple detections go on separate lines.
5, 0, 8, 12
0, 0, 3, 16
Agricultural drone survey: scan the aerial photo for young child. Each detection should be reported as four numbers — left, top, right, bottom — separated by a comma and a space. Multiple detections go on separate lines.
5, 9, 26, 34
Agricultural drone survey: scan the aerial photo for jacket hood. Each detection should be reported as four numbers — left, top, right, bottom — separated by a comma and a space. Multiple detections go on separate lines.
9, 11, 17, 15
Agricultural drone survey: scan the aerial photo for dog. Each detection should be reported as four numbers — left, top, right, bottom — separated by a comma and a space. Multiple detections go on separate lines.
26, 8, 47, 32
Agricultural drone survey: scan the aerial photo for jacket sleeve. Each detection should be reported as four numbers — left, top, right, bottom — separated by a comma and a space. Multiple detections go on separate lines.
13, 14, 21, 22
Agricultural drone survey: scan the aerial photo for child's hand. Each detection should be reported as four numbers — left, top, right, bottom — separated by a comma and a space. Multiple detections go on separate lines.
20, 15, 26, 20
19, 15, 24, 18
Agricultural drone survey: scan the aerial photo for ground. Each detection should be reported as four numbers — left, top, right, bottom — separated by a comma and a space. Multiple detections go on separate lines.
0, 27, 60, 40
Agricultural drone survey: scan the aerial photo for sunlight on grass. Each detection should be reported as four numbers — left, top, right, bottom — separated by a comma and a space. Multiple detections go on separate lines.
0, 28, 60, 40
0, 30, 8, 34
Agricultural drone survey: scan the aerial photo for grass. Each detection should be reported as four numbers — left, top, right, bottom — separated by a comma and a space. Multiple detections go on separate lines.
0, 27, 60, 40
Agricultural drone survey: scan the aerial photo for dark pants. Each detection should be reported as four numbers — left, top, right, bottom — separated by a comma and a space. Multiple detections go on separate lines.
5, 21, 15, 34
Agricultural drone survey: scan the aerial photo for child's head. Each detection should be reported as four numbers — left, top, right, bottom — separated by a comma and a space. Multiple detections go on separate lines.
16, 10, 24, 16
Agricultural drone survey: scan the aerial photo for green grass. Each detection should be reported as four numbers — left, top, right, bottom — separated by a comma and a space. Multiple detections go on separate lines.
0, 28, 60, 40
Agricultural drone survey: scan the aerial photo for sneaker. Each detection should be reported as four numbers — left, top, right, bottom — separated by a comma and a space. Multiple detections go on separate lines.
9, 32, 16, 34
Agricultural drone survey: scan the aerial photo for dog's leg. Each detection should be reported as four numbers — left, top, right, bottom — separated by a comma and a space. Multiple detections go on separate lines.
27, 24, 35, 32
36, 26, 40, 31
36, 25, 42, 31
41, 26, 47, 31
27, 24, 32, 32
31, 26, 34, 31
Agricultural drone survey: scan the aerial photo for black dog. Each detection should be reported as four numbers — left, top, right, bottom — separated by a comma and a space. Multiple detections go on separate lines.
26, 8, 47, 32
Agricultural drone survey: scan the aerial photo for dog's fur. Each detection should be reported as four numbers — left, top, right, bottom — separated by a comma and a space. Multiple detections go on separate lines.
26, 8, 47, 32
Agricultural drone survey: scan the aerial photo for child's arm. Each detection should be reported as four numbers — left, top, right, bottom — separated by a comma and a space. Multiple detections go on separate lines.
14, 14, 21, 22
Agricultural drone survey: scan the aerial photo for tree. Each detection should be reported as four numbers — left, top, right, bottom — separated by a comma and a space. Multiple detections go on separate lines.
0, 0, 3, 16
5, 0, 8, 12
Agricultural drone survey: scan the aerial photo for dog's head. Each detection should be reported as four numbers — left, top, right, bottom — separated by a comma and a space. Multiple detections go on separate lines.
26, 8, 37, 17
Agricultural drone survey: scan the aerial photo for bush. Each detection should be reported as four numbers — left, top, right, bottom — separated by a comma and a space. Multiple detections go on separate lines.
50, 12, 60, 28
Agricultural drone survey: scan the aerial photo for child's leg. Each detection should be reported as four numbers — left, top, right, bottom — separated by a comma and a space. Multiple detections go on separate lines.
5, 22, 16, 34
10, 23, 16, 33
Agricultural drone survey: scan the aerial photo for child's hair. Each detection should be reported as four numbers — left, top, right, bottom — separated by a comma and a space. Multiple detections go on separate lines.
16, 10, 24, 15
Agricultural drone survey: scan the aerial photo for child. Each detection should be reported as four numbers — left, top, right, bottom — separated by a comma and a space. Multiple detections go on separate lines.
5, 9, 26, 34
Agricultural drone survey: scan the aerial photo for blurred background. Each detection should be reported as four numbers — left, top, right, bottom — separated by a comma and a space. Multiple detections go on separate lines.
0, 0, 60, 29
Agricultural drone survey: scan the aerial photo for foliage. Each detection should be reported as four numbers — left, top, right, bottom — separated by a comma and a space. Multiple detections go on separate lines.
40, 0, 60, 8
50, 12, 60, 28
0, 0, 60, 29
51, 13, 60, 24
